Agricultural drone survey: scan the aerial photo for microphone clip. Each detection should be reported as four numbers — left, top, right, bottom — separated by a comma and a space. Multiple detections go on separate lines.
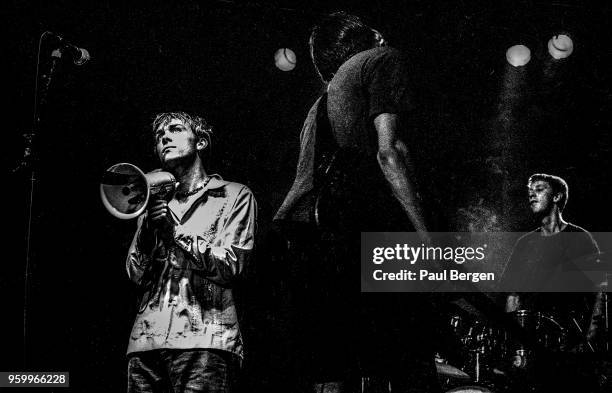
46, 31, 91, 66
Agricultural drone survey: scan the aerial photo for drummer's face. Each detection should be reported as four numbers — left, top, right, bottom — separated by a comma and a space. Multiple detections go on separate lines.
528, 180, 554, 214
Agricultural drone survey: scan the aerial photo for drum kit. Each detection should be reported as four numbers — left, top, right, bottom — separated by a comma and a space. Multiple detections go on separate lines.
437, 309, 572, 392
435, 253, 611, 393
435, 307, 605, 392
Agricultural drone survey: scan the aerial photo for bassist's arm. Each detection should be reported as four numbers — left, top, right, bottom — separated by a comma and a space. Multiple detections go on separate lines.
375, 113, 429, 240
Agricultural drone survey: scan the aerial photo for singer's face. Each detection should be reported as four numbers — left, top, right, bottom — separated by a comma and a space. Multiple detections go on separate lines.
154, 119, 200, 166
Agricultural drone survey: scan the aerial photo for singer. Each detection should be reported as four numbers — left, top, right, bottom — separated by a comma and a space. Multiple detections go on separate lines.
125, 112, 257, 393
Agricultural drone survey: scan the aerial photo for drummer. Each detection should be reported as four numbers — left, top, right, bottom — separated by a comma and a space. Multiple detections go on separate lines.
500, 174, 604, 339
498, 173, 605, 391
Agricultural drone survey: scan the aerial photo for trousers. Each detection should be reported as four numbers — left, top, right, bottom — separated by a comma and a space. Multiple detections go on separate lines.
127, 349, 240, 393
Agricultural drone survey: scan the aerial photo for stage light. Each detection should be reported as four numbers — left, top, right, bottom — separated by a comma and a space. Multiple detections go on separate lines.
548, 34, 573, 59
274, 48, 296, 71
506, 45, 531, 67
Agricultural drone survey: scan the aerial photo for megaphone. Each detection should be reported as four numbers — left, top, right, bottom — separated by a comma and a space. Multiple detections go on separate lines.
100, 163, 178, 219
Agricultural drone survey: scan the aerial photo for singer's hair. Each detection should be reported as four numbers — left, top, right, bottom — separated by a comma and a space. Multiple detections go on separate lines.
309, 12, 382, 82
151, 112, 213, 158
528, 173, 569, 212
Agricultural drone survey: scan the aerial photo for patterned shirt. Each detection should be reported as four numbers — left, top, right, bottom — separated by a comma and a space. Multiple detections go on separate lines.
126, 175, 257, 358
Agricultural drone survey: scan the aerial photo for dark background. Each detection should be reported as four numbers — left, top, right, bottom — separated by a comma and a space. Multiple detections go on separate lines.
3, 0, 612, 391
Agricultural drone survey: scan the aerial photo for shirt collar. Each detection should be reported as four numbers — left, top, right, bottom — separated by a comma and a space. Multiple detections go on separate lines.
202, 174, 228, 192
168, 174, 229, 224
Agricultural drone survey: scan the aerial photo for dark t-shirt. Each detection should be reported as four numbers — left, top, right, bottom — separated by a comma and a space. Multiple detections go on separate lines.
274, 47, 415, 225
327, 46, 414, 157
325, 47, 418, 231
500, 223, 600, 316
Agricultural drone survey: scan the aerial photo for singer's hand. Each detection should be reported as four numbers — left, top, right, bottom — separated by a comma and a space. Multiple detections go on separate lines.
147, 198, 169, 225
145, 198, 175, 244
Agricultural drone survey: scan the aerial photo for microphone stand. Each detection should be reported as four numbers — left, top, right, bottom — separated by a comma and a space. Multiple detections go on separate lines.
15, 31, 63, 368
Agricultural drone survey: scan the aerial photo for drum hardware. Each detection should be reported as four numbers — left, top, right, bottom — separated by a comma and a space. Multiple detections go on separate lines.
473, 350, 481, 383
444, 284, 612, 393
444, 386, 493, 393
359, 376, 388, 393
507, 309, 571, 354
570, 315, 595, 352
436, 361, 471, 380
445, 308, 575, 392
604, 283, 609, 352
567, 252, 611, 352
436, 351, 471, 380
511, 349, 530, 369
597, 277, 609, 353
446, 314, 505, 386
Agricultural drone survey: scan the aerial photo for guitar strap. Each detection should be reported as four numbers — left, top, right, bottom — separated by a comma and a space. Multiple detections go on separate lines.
313, 92, 340, 185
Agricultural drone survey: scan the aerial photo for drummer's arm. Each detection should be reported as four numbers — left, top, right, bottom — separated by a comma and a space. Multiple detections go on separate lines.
500, 237, 525, 313
583, 240, 604, 349
584, 289, 605, 351
586, 292, 605, 342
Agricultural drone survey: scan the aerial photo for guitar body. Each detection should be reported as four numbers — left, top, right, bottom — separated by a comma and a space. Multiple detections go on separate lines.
312, 148, 410, 235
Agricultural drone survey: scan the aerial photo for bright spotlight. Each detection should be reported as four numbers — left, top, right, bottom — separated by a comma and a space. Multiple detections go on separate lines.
548, 34, 573, 60
506, 45, 531, 67
274, 48, 296, 71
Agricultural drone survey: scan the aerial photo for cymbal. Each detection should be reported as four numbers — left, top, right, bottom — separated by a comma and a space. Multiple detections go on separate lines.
436, 362, 470, 380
